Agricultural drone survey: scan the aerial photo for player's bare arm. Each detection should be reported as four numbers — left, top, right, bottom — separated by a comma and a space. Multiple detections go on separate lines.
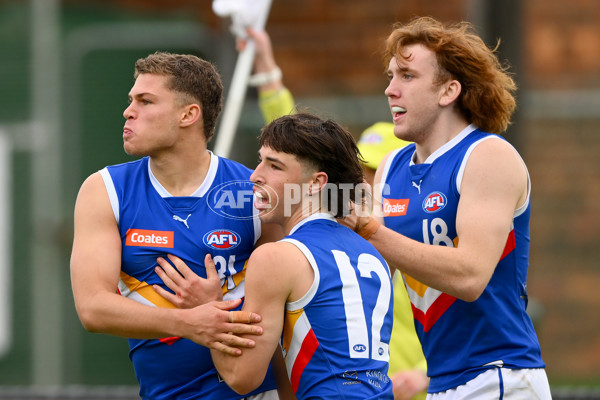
71, 171, 161, 336
71, 173, 262, 354
210, 241, 311, 394
367, 138, 526, 301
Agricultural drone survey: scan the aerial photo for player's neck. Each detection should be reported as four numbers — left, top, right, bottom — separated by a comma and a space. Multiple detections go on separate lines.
414, 115, 469, 163
149, 148, 212, 196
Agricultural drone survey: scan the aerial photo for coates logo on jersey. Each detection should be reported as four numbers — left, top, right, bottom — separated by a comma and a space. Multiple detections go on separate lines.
382, 198, 409, 217
422, 191, 447, 213
203, 230, 241, 250
126, 229, 174, 248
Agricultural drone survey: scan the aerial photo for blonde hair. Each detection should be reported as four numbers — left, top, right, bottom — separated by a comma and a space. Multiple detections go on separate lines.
384, 16, 517, 134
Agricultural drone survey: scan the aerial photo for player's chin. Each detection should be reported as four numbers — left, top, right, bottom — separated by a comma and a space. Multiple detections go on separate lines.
257, 209, 279, 225
257, 211, 272, 224
123, 144, 146, 157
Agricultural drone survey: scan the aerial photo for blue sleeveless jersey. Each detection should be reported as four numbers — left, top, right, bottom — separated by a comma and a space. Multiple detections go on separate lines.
280, 214, 394, 400
100, 153, 276, 400
380, 126, 545, 392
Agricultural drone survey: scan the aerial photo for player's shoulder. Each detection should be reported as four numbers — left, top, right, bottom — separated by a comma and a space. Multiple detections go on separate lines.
247, 241, 308, 287
78, 170, 104, 193
469, 133, 524, 167
75, 170, 113, 213
462, 133, 528, 198
78, 157, 147, 199
251, 240, 304, 264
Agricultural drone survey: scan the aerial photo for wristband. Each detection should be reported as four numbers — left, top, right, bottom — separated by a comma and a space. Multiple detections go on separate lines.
248, 66, 282, 87
356, 217, 381, 240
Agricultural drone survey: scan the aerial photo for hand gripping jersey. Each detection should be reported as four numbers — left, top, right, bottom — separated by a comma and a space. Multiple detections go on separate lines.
380, 125, 545, 392
280, 214, 394, 399
100, 153, 276, 400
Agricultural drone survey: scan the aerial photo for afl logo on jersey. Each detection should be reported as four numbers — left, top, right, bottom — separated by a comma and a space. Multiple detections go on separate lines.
203, 230, 241, 250
353, 344, 367, 353
422, 191, 447, 213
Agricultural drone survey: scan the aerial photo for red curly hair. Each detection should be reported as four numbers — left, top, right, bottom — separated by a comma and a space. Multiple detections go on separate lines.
384, 16, 517, 134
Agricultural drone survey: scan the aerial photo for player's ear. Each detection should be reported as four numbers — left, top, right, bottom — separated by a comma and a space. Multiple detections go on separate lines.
439, 79, 461, 107
180, 103, 201, 127
308, 171, 328, 195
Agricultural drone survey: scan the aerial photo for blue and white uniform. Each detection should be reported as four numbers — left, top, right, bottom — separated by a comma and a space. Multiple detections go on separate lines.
380, 125, 545, 393
280, 214, 394, 400
100, 152, 276, 400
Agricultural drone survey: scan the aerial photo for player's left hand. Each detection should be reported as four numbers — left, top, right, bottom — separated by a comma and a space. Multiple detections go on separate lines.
337, 179, 374, 231
153, 253, 222, 308
391, 369, 429, 400
181, 297, 263, 355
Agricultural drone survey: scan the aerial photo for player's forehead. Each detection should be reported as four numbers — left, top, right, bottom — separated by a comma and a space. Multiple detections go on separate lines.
258, 146, 306, 169
259, 146, 288, 162
388, 43, 437, 71
128, 73, 170, 98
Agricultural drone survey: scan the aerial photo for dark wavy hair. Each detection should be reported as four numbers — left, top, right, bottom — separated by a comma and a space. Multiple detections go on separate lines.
384, 16, 517, 134
258, 112, 365, 217
134, 51, 223, 142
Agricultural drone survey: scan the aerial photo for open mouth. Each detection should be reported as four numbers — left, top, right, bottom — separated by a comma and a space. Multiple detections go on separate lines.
391, 106, 407, 120
253, 189, 271, 210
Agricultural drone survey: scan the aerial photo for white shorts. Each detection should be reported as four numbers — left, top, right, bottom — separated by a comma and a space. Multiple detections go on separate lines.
427, 368, 551, 400
244, 389, 279, 400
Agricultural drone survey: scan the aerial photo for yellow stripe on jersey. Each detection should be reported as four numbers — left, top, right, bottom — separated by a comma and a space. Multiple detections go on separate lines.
120, 271, 176, 308
403, 273, 429, 297
282, 308, 303, 357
